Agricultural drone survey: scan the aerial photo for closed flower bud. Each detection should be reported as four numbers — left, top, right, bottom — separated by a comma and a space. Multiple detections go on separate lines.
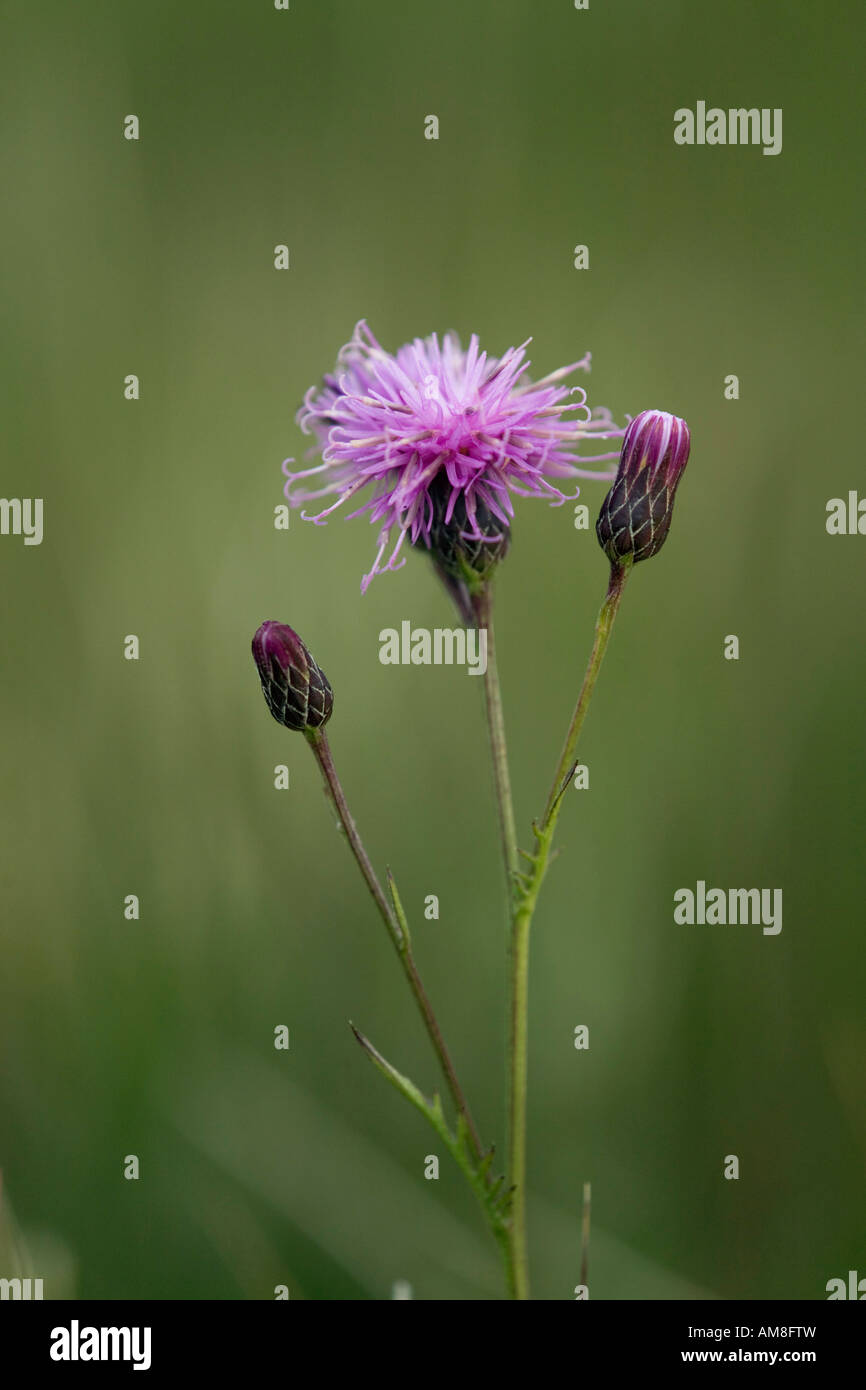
251, 621, 333, 732
596, 410, 691, 566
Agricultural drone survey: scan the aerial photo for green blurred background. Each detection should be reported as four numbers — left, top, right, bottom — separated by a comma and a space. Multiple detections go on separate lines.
1, 0, 863, 1300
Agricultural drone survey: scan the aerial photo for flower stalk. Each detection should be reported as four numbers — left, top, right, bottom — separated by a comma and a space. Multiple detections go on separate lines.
304, 725, 485, 1164
501, 560, 631, 1298
470, 582, 525, 1300
491, 407, 690, 1298
471, 585, 519, 904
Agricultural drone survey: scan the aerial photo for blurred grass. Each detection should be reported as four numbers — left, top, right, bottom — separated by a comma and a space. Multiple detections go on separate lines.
0, 0, 863, 1298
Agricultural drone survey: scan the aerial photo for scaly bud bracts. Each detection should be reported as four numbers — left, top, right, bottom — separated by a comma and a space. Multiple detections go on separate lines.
424, 471, 511, 585
415, 471, 511, 622
596, 410, 691, 566
252, 621, 333, 732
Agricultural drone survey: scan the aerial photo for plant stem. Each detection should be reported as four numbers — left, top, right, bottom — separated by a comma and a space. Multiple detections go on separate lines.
579, 1180, 592, 1292
507, 559, 631, 1300
507, 901, 532, 1299
471, 584, 530, 1299
541, 560, 631, 833
472, 586, 519, 900
306, 727, 484, 1163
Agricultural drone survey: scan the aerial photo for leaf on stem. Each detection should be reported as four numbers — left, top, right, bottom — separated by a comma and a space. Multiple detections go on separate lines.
385, 869, 411, 951
349, 1024, 513, 1237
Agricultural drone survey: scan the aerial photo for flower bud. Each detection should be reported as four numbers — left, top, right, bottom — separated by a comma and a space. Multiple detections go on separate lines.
251, 621, 333, 732
596, 410, 691, 566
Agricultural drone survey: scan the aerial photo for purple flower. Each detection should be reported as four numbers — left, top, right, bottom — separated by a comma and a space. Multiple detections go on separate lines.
252, 621, 333, 732
595, 410, 691, 566
284, 321, 626, 591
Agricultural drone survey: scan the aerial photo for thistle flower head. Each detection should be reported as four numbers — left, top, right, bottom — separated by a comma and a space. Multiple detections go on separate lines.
595, 410, 691, 567
285, 321, 625, 591
251, 621, 333, 732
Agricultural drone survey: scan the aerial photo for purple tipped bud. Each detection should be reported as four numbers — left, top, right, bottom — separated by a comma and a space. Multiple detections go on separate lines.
596, 410, 691, 566
252, 621, 333, 732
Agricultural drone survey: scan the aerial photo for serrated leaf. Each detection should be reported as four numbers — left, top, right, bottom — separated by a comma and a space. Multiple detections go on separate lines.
350, 1023, 512, 1247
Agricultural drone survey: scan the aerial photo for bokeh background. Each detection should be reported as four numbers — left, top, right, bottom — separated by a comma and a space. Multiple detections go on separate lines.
1, 0, 863, 1300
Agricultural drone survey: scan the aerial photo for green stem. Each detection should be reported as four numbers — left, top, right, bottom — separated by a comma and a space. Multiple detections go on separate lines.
580, 1180, 592, 1292
507, 904, 531, 1299
471, 584, 528, 1300
541, 560, 631, 833
306, 728, 484, 1163
508, 560, 632, 1300
473, 586, 519, 899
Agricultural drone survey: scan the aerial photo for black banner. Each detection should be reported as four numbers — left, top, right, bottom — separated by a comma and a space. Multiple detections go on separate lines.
0, 1300, 861, 1375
